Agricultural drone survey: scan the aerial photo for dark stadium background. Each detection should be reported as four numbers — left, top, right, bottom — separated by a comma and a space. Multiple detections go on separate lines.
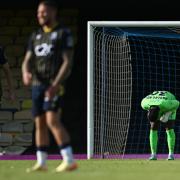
1, 0, 180, 155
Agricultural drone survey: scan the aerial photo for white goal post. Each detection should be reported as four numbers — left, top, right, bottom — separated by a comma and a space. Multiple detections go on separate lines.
87, 21, 180, 159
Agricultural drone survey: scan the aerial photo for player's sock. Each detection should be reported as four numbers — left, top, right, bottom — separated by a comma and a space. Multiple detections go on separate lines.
36, 146, 48, 166
59, 143, 74, 164
166, 129, 175, 155
149, 130, 158, 155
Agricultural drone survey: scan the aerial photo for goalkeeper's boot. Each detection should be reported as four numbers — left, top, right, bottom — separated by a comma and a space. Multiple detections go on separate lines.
149, 154, 157, 160
55, 161, 78, 172
26, 163, 48, 173
167, 154, 175, 160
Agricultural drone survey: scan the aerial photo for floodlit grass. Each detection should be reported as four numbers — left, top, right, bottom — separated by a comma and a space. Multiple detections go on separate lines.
0, 159, 180, 180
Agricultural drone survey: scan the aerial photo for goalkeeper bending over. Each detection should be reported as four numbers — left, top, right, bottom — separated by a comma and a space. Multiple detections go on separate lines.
141, 91, 179, 160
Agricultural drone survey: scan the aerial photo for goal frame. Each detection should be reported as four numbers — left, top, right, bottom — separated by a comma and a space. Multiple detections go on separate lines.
87, 21, 180, 159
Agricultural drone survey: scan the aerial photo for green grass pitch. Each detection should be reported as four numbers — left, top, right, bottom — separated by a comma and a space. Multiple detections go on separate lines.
0, 159, 180, 180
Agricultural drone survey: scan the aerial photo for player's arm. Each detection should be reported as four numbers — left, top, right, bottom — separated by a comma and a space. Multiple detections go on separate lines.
141, 97, 151, 110
52, 49, 74, 86
46, 49, 74, 99
0, 47, 15, 101
159, 99, 179, 122
170, 100, 179, 110
22, 33, 34, 86
2, 62, 15, 101
160, 99, 180, 112
52, 29, 74, 86
22, 51, 33, 86
45, 29, 74, 99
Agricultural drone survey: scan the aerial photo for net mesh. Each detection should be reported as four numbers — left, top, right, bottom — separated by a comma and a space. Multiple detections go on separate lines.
93, 28, 132, 157
92, 27, 180, 158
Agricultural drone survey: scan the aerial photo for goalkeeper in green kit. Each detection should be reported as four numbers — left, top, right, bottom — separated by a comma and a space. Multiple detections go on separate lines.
141, 91, 179, 160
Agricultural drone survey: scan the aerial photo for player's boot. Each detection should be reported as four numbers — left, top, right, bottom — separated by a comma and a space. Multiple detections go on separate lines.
55, 161, 78, 172
149, 154, 157, 160
26, 163, 48, 173
167, 154, 175, 160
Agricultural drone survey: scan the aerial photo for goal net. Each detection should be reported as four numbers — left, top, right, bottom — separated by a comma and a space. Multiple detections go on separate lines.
88, 22, 180, 159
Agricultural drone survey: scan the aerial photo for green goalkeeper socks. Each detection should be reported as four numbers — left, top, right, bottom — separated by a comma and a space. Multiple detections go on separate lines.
149, 129, 175, 155
149, 130, 158, 155
166, 129, 175, 155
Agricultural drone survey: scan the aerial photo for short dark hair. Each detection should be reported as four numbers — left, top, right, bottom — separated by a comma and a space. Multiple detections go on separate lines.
39, 0, 58, 10
147, 106, 160, 122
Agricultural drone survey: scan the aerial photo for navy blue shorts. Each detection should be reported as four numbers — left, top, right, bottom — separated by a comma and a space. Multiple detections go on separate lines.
32, 85, 63, 117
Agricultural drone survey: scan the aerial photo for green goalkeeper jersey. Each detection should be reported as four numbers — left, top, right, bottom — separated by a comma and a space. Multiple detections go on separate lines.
141, 91, 179, 120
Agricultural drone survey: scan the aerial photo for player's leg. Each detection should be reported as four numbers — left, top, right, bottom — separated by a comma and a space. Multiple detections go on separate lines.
46, 110, 70, 144
43, 92, 77, 172
149, 121, 160, 160
34, 115, 49, 168
147, 106, 160, 160
27, 86, 49, 172
45, 110, 77, 172
165, 120, 175, 160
